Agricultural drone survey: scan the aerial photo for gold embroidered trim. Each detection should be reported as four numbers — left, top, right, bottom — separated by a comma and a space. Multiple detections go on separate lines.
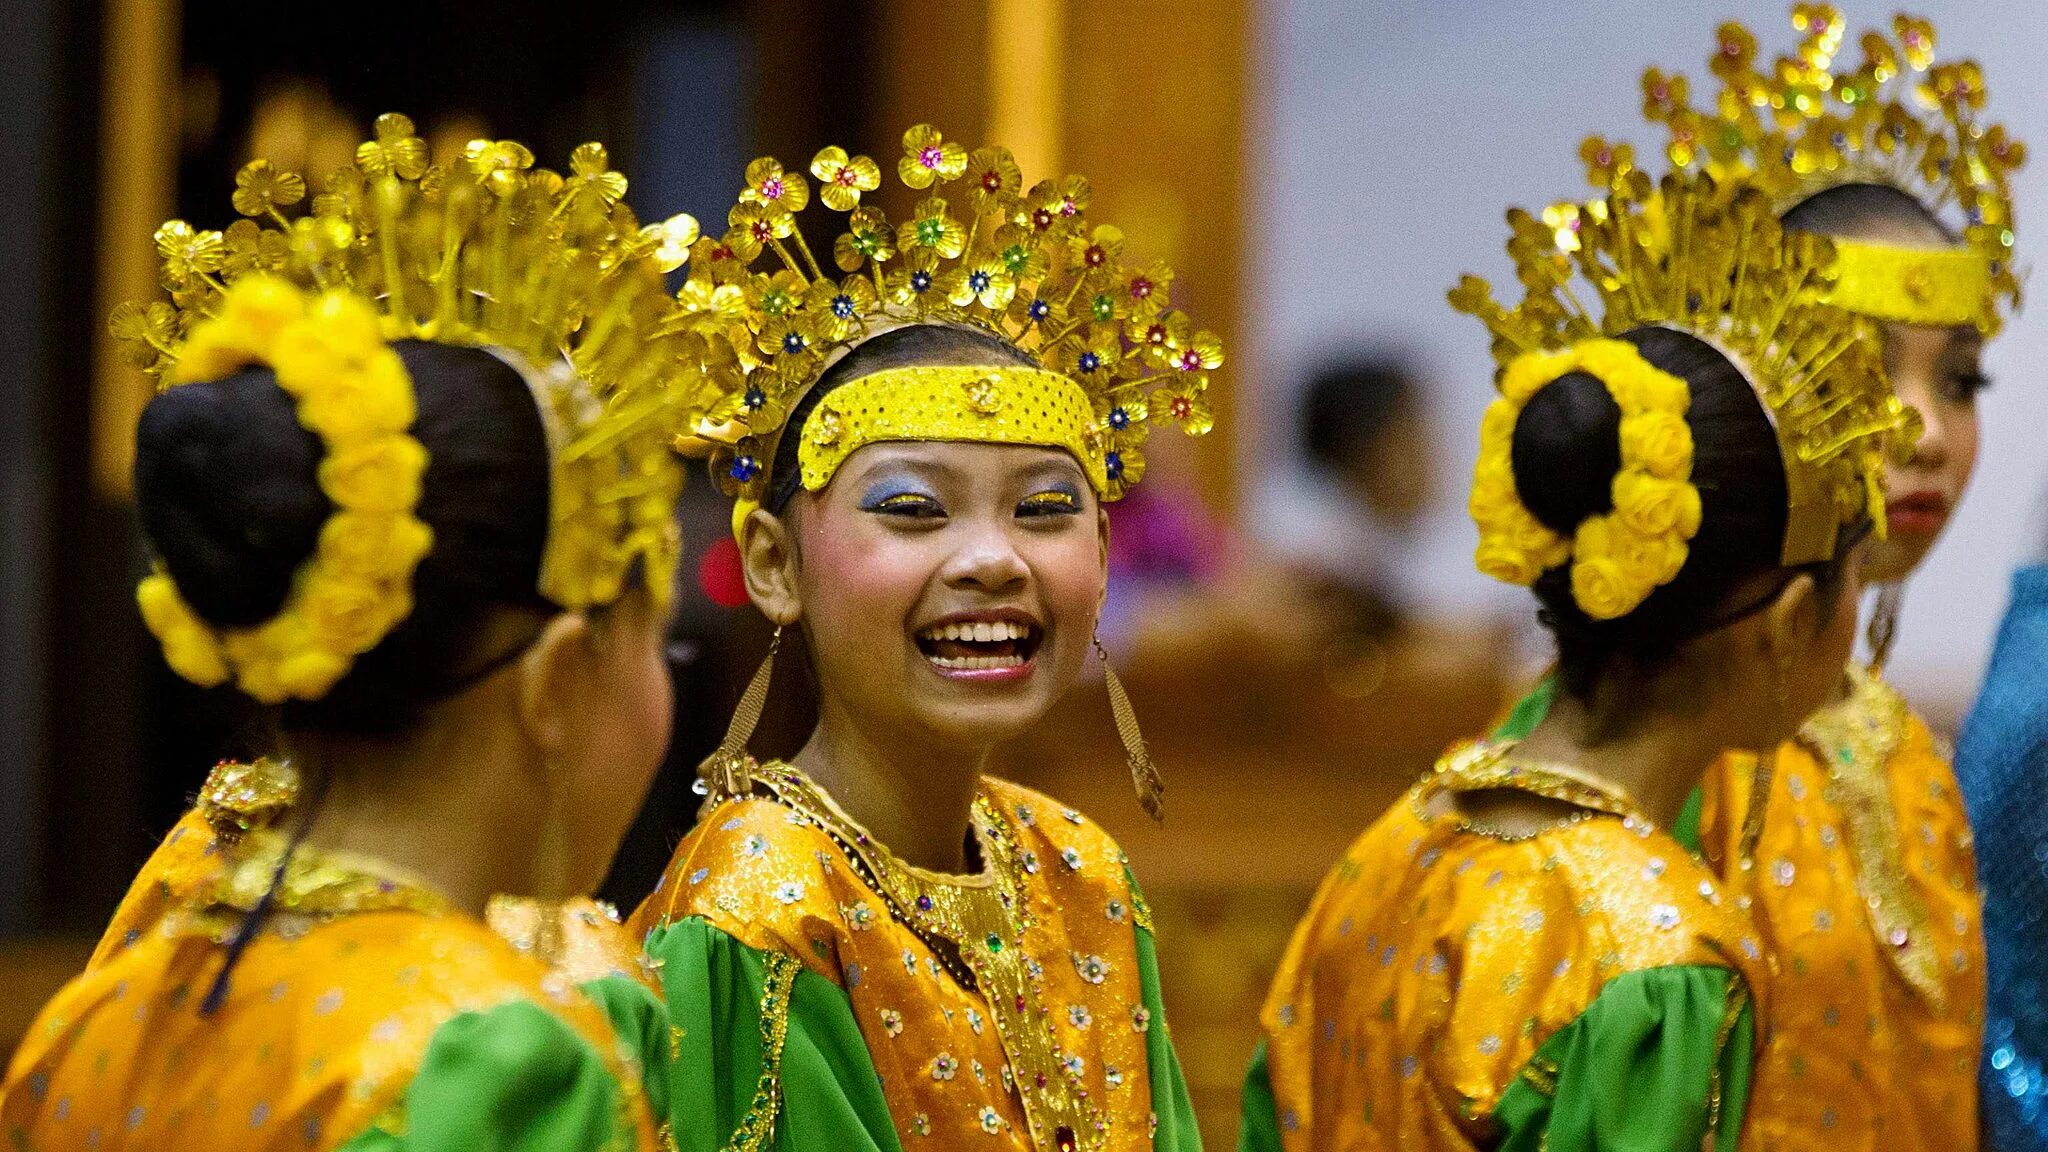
1705, 974, 1752, 1139
1518, 1053, 1561, 1098
723, 949, 799, 1152
754, 765, 1106, 1152
188, 827, 451, 934
197, 757, 300, 844
1796, 664, 1943, 1004
1428, 742, 1654, 842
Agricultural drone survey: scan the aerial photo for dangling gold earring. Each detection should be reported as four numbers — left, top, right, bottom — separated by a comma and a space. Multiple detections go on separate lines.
1865, 581, 1906, 678
1740, 643, 1790, 871
1095, 633, 1165, 823
700, 625, 782, 802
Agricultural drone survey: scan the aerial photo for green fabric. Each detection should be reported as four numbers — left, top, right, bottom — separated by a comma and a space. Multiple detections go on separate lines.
649, 907, 1202, 1152
1134, 913, 1202, 1151
1491, 676, 1704, 857
647, 916, 901, 1152
1235, 1040, 1281, 1152
336, 998, 632, 1152
580, 972, 672, 1125
1492, 965, 1754, 1152
1494, 674, 1557, 742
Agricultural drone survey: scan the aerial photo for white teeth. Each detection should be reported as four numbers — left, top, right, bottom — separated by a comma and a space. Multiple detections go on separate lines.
917, 620, 1033, 643
926, 652, 1028, 671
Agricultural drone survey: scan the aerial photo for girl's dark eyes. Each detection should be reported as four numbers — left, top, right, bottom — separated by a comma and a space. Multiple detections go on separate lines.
1945, 370, 1993, 402
867, 492, 946, 518
1017, 491, 1082, 518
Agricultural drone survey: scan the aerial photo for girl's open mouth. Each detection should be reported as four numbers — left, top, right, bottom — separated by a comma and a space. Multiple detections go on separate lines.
914, 618, 1043, 673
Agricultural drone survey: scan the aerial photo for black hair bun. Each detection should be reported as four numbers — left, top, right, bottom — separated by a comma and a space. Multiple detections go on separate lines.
133, 368, 329, 629
1509, 370, 1622, 537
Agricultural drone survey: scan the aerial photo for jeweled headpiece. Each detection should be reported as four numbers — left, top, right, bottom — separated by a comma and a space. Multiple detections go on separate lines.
117, 113, 708, 702
669, 124, 1222, 534
1624, 6, 2022, 333
1452, 169, 1915, 618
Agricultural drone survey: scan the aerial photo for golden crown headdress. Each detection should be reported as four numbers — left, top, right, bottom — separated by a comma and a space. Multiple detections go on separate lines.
115, 113, 708, 701
1617, 6, 2023, 333
666, 124, 1223, 531
1452, 169, 1914, 614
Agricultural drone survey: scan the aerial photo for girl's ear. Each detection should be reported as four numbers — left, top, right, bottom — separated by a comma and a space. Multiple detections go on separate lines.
739, 507, 803, 626
516, 611, 594, 756
1759, 570, 1820, 684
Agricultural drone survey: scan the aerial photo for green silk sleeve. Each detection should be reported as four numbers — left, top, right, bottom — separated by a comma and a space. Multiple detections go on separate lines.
1235, 1040, 1281, 1152
579, 973, 672, 1126
1492, 965, 1755, 1152
1135, 922, 1202, 1152
644, 915, 902, 1152
335, 998, 637, 1152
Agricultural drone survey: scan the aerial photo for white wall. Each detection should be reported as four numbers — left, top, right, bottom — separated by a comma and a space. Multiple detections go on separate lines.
1250, 0, 2048, 713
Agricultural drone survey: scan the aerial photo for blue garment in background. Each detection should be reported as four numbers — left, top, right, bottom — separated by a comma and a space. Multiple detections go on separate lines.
1958, 565, 2048, 1150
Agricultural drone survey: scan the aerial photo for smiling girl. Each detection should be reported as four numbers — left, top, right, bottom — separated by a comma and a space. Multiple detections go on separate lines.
628, 129, 1213, 1152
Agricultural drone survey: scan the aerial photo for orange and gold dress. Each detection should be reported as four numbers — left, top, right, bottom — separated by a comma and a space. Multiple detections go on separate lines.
1694, 664, 1982, 1150
1241, 741, 1769, 1151
1, 826, 663, 1152
629, 763, 1199, 1152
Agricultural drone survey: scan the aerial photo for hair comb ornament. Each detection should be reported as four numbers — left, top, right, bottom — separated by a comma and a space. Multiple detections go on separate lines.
1451, 168, 1918, 618
115, 114, 711, 701
1622, 6, 2023, 333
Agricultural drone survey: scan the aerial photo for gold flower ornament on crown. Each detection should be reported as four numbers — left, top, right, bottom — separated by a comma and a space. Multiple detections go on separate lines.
665, 124, 1224, 535
1452, 169, 1917, 620
116, 113, 713, 702
1616, 6, 2023, 333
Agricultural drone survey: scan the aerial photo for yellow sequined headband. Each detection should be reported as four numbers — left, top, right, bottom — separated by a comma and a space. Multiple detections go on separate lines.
722, 363, 1101, 539
1828, 238, 1991, 328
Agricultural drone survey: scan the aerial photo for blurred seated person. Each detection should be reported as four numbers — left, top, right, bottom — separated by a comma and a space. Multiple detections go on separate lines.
1285, 353, 1435, 639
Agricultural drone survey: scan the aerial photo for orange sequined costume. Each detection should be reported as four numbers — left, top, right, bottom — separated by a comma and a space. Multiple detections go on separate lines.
1696, 665, 1982, 1149
1, 828, 662, 1152
628, 764, 1198, 1152
1241, 742, 1769, 1151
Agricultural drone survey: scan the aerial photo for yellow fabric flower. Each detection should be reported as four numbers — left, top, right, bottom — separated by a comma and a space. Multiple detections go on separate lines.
898, 124, 968, 190
1618, 411, 1694, 480
135, 573, 228, 687
319, 512, 434, 582
318, 435, 429, 514
1612, 472, 1704, 538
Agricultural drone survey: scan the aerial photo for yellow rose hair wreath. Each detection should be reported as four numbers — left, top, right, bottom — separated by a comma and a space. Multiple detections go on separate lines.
117, 114, 713, 703
1452, 169, 1918, 617
136, 278, 434, 703
1473, 340, 1702, 620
